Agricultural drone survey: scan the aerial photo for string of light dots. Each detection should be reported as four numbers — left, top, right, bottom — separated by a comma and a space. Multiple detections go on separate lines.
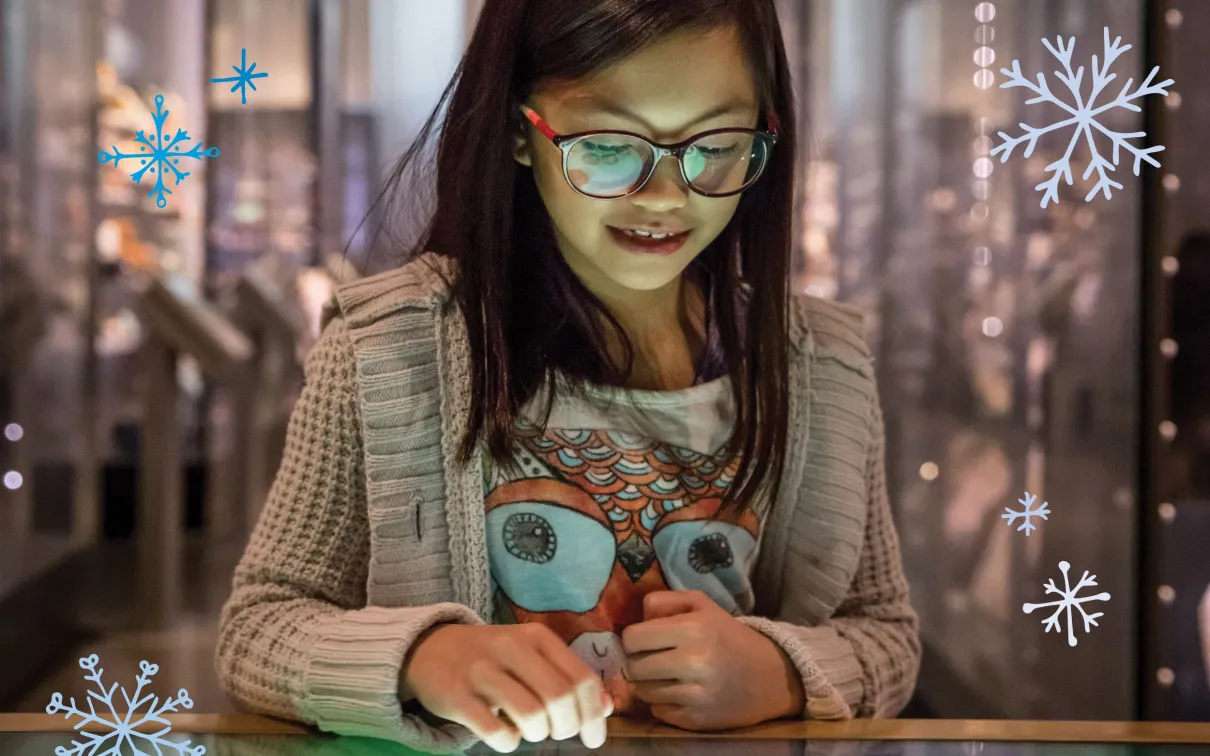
973, 2, 1001, 340
1153, 2, 1187, 696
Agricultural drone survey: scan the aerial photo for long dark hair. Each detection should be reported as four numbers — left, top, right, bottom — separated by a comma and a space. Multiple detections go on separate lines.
371, 0, 796, 518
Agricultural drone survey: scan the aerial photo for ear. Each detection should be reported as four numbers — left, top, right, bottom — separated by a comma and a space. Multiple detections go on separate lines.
513, 128, 534, 167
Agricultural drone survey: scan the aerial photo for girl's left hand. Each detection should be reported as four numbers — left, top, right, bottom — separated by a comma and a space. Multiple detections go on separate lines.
621, 590, 806, 731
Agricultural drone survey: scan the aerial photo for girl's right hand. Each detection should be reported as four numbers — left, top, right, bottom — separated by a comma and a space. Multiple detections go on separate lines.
402, 623, 613, 753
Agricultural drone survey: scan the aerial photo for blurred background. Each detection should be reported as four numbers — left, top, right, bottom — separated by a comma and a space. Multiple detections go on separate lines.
0, 0, 1207, 725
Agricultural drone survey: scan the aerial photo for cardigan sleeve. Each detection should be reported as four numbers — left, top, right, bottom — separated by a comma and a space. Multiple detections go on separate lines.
737, 383, 921, 720
214, 316, 484, 754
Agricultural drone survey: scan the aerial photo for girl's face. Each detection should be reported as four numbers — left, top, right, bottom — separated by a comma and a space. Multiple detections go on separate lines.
517, 25, 760, 297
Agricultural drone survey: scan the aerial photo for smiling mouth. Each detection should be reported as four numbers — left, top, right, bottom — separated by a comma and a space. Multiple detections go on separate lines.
607, 226, 692, 255
615, 228, 689, 240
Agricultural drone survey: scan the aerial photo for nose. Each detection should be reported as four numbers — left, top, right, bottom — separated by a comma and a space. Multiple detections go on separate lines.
630, 154, 689, 212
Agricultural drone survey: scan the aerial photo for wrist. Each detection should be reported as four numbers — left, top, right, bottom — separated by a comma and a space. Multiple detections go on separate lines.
778, 658, 807, 719
399, 623, 456, 701
756, 634, 806, 720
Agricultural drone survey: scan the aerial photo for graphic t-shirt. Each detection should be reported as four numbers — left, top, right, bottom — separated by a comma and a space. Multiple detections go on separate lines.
482, 371, 764, 713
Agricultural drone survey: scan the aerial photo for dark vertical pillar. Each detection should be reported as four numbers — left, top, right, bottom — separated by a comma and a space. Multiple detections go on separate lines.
0, 0, 33, 535
137, 336, 183, 628
1143, 0, 1210, 722
872, 0, 909, 521
77, 0, 104, 546
310, 0, 343, 267
1138, 0, 1166, 722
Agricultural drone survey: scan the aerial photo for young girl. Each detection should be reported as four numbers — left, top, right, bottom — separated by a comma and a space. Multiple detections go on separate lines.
215, 0, 920, 752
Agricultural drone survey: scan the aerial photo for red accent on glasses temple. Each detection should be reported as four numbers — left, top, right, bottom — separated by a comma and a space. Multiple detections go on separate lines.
766, 109, 780, 134
521, 106, 559, 142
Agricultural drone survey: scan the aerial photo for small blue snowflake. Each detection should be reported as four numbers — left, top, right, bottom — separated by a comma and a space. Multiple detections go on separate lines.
98, 94, 219, 209
45, 654, 205, 756
209, 48, 269, 105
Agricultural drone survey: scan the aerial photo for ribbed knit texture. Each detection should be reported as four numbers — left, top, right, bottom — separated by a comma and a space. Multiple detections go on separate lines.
215, 252, 921, 753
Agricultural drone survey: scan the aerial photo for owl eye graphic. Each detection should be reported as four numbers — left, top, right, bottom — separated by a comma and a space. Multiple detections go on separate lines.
652, 520, 757, 614
503, 512, 557, 564
487, 502, 616, 613
687, 532, 734, 573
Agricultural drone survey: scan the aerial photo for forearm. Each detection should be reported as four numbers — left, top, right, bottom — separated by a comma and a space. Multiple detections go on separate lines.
739, 611, 920, 719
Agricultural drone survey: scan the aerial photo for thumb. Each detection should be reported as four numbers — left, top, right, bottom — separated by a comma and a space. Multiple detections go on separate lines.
643, 590, 710, 620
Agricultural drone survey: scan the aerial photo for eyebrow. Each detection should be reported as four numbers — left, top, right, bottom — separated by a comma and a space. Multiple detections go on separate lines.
580, 99, 757, 131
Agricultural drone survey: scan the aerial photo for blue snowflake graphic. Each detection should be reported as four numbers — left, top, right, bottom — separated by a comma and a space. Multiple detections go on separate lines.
209, 48, 269, 105
990, 28, 1173, 208
45, 654, 205, 756
98, 94, 219, 209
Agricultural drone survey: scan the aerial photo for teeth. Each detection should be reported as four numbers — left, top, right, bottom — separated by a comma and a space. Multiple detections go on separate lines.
623, 229, 676, 240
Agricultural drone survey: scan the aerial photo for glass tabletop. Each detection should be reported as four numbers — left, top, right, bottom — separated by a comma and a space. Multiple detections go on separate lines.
4, 733, 1209, 756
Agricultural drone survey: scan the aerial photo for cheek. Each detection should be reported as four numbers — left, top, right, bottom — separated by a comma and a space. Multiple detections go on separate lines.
534, 165, 608, 243
694, 195, 743, 238
532, 150, 607, 233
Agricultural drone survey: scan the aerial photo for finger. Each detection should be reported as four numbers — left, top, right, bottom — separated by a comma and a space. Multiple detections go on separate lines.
470, 665, 551, 743
643, 590, 711, 620
632, 680, 704, 706
621, 615, 693, 655
498, 642, 585, 741
445, 692, 522, 753
578, 712, 608, 750
625, 648, 696, 683
531, 631, 614, 745
532, 630, 611, 721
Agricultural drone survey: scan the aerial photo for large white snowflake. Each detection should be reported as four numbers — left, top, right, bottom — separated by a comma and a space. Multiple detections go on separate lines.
98, 93, 219, 209
45, 654, 205, 756
1023, 561, 1111, 647
990, 27, 1173, 208
1002, 490, 1049, 536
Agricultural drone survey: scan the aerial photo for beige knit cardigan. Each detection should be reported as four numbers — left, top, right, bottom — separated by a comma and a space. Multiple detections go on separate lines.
214, 252, 921, 753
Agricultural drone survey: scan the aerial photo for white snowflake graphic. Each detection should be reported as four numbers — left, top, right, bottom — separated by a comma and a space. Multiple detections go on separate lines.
98, 94, 219, 209
1002, 490, 1050, 536
990, 27, 1173, 208
45, 654, 205, 756
1023, 561, 1111, 647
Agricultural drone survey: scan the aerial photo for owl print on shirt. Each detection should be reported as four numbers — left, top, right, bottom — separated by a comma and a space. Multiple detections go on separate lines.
484, 417, 762, 714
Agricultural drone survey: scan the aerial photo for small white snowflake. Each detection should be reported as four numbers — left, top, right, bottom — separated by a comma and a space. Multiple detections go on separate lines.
1002, 490, 1050, 535
990, 27, 1173, 208
1023, 561, 1111, 647
45, 654, 205, 756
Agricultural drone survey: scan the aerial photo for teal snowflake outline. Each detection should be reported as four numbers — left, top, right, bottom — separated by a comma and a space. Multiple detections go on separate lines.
98, 94, 219, 209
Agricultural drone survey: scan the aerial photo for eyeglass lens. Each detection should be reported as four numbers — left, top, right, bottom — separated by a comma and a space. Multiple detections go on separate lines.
566, 132, 770, 198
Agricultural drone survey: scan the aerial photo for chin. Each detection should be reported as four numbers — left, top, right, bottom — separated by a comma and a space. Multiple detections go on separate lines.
601, 260, 689, 292
596, 245, 701, 291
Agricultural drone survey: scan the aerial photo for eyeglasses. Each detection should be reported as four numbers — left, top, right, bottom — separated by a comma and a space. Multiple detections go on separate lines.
520, 105, 779, 200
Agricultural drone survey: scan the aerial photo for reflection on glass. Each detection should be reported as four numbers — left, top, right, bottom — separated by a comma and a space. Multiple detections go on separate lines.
787, 0, 1141, 718
6, 734, 1210, 756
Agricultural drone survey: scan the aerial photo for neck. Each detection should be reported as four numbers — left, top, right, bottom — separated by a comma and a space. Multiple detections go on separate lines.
597, 277, 687, 337
584, 268, 709, 390
555, 240, 709, 389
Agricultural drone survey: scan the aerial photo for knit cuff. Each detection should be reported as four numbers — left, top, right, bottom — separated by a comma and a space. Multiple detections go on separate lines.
737, 615, 860, 720
300, 603, 484, 753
